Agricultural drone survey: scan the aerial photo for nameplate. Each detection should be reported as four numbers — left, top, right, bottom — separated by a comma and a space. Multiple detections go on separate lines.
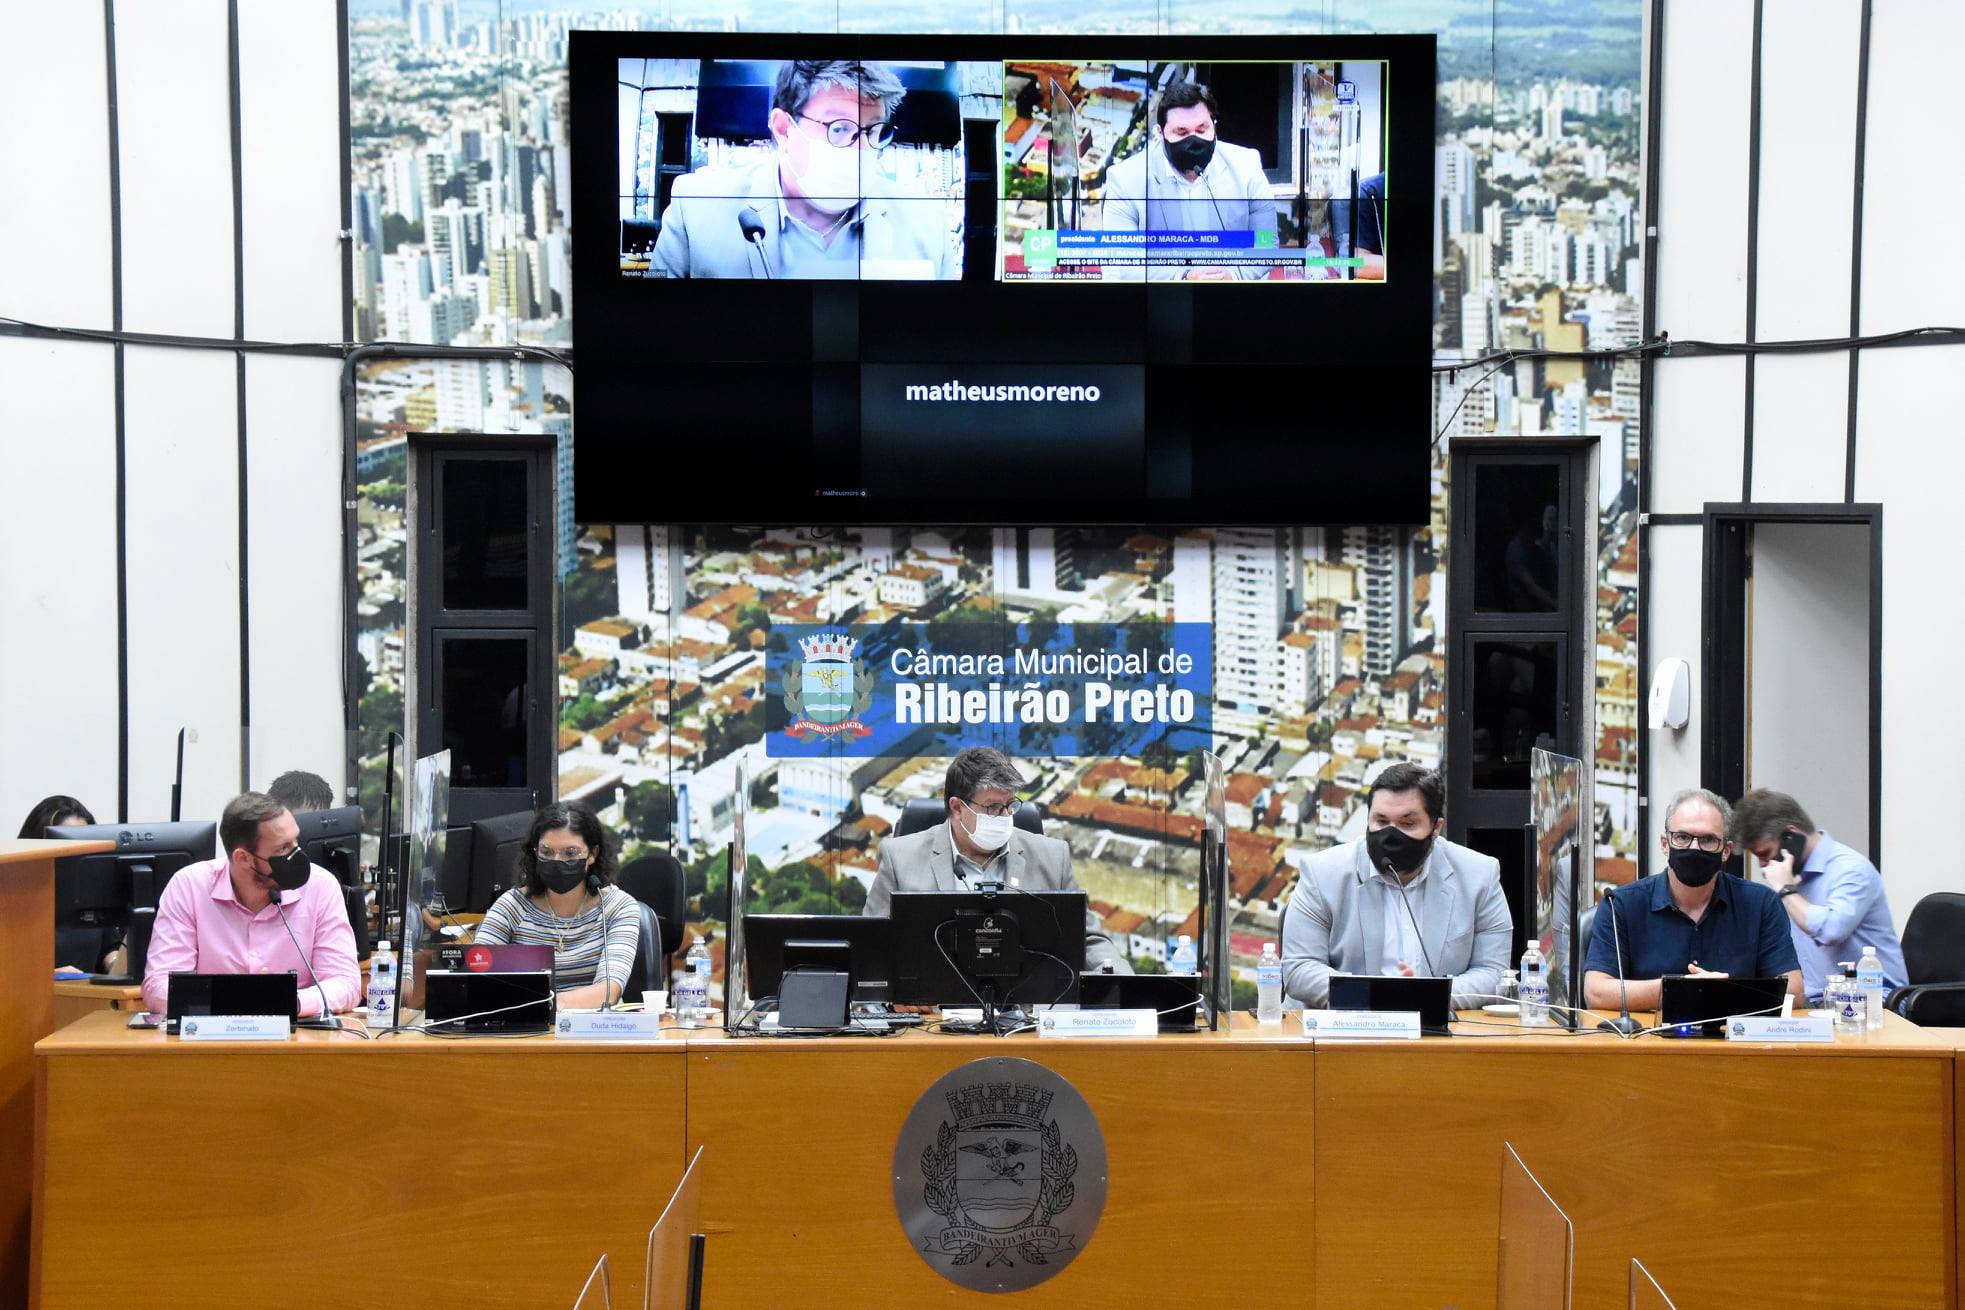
1301, 1009, 1422, 1040
555, 1010, 665, 1041
178, 1015, 291, 1042
1037, 1009, 1157, 1039
1726, 1015, 1834, 1044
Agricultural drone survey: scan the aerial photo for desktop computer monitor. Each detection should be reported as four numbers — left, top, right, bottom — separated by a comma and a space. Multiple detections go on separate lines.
47, 821, 219, 977
745, 913, 897, 1025
468, 810, 533, 912
889, 891, 1085, 1016
293, 805, 362, 884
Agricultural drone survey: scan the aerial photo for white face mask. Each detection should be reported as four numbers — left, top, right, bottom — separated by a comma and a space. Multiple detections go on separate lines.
785, 134, 863, 214
962, 808, 1014, 852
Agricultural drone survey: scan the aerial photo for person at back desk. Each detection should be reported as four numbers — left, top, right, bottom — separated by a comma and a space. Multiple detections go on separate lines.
1583, 787, 1804, 1011
473, 800, 640, 1008
863, 746, 1127, 973
141, 792, 360, 1018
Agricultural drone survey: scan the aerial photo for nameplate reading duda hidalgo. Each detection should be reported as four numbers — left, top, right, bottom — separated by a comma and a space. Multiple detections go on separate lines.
892, 1058, 1108, 1293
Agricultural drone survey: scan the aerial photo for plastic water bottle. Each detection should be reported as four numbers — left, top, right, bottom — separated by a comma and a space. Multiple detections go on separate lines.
1169, 935, 1198, 974
1856, 946, 1886, 1031
366, 940, 397, 1025
1518, 943, 1550, 1026
1255, 942, 1284, 1024
1833, 963, 1864, 1035
677, 938, 711, 1028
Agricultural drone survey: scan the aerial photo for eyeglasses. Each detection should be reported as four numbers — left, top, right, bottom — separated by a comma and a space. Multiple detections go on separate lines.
1664, 829, 1725, 853
962, 798, 1018, 818
795, 113, 895, 150
535, 846, 590, 862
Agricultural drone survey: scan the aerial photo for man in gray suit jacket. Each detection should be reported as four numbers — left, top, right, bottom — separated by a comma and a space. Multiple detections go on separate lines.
864, 747, 1127, 973
651, 59, 957, 281
1281, 763, 1512, 1011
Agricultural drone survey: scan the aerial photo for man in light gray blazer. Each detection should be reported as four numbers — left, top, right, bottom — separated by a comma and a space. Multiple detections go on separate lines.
864, 747, 1127, 973
1281, 762, 1512, 1011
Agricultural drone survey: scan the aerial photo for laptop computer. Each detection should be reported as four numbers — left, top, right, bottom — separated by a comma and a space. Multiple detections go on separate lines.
433, 942, 556, 976
1657, 975, 1788, 1038
164, 972, 300, 1034
1329, 974, 1454, 1036
422, 969, 555, 1035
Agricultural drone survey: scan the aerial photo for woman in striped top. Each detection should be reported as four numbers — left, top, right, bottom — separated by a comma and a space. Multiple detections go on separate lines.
474, 800, 642, 1007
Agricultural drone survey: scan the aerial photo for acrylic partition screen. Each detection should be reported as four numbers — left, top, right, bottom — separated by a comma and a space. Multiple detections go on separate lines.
1496, 1141, 1573, 1310
1200, 750, 1229, 1022
1629, 1258, 1677, 1310
1529, 747, 1589, 1020
398, 748, 451, 1019
645, 1145, 706, 1302
723, 755, 747, 1027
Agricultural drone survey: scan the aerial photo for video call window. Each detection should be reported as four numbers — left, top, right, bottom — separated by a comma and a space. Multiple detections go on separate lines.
618, 57, 978, 282
998, 59, 1388, 284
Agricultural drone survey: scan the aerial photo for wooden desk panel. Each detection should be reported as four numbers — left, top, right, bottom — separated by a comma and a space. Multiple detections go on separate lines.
49, 981, 143, 1032
1315, 1035, 1955, 1310
1, 840, 110, 1309
32, 1013, 687, 1310
685, 1028, 1314, 1308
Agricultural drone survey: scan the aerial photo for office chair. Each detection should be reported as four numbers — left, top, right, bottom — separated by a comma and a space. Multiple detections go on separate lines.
892, 798, 1043, 839
1886, 891, 1965, 1024
616, 853, 686, 978
621, 901, 663, 1001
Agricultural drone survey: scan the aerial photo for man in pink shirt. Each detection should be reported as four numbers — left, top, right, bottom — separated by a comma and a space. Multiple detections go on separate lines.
141, 792, 360, 1019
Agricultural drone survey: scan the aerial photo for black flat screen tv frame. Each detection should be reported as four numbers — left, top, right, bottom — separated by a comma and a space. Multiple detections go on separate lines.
569, 31, 1436, 528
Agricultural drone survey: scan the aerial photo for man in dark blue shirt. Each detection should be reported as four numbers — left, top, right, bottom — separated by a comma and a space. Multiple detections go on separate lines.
1584, 787, 1804, 1011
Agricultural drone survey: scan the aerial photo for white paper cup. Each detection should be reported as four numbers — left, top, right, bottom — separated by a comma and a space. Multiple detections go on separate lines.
643, 990, 668, 1013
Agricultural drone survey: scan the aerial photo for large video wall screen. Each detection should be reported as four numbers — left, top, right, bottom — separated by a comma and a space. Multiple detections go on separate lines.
571, 33, 1435, 526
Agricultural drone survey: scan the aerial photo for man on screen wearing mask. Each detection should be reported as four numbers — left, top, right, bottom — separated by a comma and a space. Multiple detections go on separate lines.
1582, 787, 1803, 1010
1099, 80, 1280, 281
651, 59, 957, 280
1280, 762, 1513, 1010
141, 792, 360, 1019
864, 746, 1127, 973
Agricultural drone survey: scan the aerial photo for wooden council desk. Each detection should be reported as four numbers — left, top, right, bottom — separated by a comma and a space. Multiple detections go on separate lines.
30, 1009, 1964, 1309
1, 839, 111, 1310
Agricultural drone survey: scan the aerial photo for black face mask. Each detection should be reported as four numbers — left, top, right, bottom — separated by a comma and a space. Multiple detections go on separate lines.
1667, 846, 1724, 888
1165, 134, 1216, 175
1366, 825, 1433, 876
266, 848, 313, 893
537, 858, 590, 896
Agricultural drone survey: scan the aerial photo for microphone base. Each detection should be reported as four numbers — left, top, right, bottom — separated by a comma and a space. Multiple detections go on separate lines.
1596, 1015, 1644, 1036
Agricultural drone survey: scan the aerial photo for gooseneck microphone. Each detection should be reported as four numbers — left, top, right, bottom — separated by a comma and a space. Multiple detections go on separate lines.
1596, 888, 1643, 1036
738, 207, 775, 279
273, 895, 340, 1032
1383, 857, 1437, 978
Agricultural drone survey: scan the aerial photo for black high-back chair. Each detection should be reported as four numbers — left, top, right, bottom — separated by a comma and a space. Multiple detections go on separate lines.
892, 798, 1044, 839
620, 900, 663, 1001
617, 853, 687, 981
1887, 891, 1965, 1024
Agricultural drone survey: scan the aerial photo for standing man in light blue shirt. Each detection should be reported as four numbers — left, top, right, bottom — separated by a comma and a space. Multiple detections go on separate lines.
1731, 788, 1905, 999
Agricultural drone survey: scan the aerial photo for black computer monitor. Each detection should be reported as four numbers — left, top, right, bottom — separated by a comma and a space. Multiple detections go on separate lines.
293, 805, 362, 885
47, 821, 218, 977
889, 891, 1085, 1015
745, 913, 896, 1021
468, 810, 533, 912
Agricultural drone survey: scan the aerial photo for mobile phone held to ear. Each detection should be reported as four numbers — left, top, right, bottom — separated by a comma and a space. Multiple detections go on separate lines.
1778, 828, 1809, 865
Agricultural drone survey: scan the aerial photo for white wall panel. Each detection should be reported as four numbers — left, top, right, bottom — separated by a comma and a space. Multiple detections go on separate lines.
1860, 0, 1965, 335
1753, 0, 1860, 342
237, 0, 343, 342
1748, 353, 1848, 503
0, 339, 121, 824
244, 356, 346, 797
121, 345, 240, 824
1639, 524, 1705, 878
1653, 0, 1754, 343
1854, 344, 1965, 926
0, 6, 111, 326
113, 0, 235, 339
1646, 353, 1744, 515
